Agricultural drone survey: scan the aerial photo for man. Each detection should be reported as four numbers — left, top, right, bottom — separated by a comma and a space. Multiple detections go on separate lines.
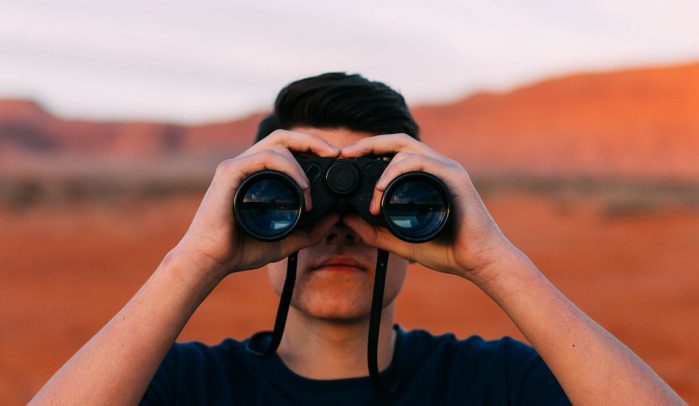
31, 73, 684, 405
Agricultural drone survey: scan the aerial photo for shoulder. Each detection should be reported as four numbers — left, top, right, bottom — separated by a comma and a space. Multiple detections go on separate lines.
398, 327, 570, 405
155, 338, 239, 367
165, 338, 245, 359
400, 326, 535, 363
141, 338, 250, 405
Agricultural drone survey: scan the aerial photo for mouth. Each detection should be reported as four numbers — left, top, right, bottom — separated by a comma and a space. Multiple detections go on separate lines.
311, 256, 368, 273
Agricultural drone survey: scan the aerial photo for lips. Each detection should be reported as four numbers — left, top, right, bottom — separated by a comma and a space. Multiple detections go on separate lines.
311, 256, 368, 272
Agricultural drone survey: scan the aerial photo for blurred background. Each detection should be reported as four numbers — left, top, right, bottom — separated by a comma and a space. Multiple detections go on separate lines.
1, 0, 698, 403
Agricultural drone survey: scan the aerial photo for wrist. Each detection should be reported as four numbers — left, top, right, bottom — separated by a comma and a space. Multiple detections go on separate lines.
463, 242, 534, 288
162, 246, 230, 291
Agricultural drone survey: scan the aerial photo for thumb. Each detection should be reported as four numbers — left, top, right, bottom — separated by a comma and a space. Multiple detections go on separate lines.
342, 214, 415, 261
282, 213, 340, 253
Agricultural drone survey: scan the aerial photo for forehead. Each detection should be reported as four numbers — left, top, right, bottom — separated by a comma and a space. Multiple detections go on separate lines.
289, 126, 375, 149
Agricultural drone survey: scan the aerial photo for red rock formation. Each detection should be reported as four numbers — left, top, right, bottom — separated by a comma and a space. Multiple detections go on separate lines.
414, 62, 699, 180
2, 62, 699, 179
0, 100, 260, 159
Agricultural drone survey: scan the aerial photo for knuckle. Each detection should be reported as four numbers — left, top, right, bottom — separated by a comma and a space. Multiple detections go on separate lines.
420, 154, 437, 164
301, 131, 323, 141
447, 158, 462, 169
392, 151, 413, 163
268, 129, 288, 139
243, 150, 278, 167
260, 149, 282, 160
215, 159, 236, 174
265, 129, 291, 144
270, 146, 290, 156
395, 155, 416, 168
268, 154, 288, 167
396, 133, 414, 144
440, 156, 461, 171
296, 164, 309, 177
393, 151, 408, 160
354, 137, 371, 147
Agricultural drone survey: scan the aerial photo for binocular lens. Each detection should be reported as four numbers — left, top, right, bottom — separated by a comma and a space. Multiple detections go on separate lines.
235, 172, 303, 241
382, 173, 450, 242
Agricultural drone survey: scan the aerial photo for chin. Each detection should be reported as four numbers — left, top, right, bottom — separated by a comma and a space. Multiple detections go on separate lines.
299, 308, 369, 323
293, 289, 372, 322
267, 262, 406, 322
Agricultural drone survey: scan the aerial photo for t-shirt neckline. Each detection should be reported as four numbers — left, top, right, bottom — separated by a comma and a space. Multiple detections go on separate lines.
249, 324, 406, 400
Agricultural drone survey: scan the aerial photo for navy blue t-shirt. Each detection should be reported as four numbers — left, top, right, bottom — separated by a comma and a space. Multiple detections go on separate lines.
141, 325, 570, 405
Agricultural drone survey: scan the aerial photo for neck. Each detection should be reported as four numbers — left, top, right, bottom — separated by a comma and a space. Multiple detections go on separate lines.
276, 304, 397, 380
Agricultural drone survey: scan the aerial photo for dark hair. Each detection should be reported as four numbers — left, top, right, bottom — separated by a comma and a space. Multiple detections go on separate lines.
255, 72, 419, 142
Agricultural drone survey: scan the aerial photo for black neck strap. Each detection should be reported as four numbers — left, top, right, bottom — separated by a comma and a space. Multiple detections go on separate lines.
246, 251, 297, 356
246, 249, 400, 393
368, 249, 400, 392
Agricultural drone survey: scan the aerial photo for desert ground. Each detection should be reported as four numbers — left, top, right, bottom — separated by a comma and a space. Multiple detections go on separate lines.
1, 189, 697, 404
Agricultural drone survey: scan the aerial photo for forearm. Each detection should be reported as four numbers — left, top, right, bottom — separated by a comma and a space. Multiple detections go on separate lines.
30, 249, 226, 406
471, 247, 685, 405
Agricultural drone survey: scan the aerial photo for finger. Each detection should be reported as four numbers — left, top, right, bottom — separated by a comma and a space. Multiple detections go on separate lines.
342, 214, 416, 261
252, 129, 340, 157
217, 150, 312, 210
383, 151, 416, 168
366, 152, 415, 215
340, 133, 427, 158
368, 154, 447, 216
267, 147, 316, 211
282, 213, 341, 253
376, 154, 447, 191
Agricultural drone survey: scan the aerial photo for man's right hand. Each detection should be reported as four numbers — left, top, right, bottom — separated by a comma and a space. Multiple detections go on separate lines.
30, 130, 341, 406
171, 129, 341, 279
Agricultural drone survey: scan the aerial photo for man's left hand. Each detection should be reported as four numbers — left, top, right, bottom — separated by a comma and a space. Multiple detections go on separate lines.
340, 133, 518, 281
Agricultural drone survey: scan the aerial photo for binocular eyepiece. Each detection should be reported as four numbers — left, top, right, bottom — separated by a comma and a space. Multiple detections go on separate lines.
233, 156, 452, 243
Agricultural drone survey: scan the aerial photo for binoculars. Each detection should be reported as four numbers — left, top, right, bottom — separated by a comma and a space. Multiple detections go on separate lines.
233, 156, 452, 242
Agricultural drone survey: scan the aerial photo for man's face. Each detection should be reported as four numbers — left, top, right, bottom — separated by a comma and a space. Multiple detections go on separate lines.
266, 127, 409, 322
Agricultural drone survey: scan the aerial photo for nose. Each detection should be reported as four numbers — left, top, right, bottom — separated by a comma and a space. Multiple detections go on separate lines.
323, 220, 359, 245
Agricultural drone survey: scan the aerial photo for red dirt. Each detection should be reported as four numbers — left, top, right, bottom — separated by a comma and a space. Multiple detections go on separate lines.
1, 192, 696, 404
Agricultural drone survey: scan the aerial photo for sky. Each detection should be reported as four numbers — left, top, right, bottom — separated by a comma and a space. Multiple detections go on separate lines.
1, 0, 698, 123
